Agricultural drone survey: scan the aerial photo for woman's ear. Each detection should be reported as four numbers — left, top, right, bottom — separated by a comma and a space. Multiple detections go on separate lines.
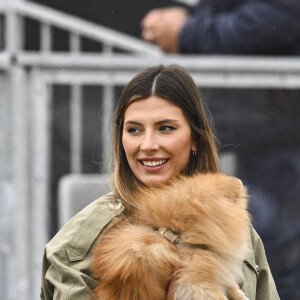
191, 144, 197, 156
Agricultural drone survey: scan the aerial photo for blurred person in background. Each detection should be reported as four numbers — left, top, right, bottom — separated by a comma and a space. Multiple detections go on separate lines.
142, 1, 300, 299
141, 0, 300, 55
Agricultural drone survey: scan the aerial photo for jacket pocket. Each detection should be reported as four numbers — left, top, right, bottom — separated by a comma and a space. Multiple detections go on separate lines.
244, 258, 260, 278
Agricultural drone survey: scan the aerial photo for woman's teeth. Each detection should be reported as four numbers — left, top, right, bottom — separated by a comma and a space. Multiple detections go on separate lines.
142, 160, 167, 167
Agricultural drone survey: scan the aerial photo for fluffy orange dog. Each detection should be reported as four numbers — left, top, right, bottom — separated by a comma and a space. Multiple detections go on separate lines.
92, 173, 250, 300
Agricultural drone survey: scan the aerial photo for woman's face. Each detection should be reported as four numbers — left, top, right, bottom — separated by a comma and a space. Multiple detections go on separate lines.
122, 96, 195, 186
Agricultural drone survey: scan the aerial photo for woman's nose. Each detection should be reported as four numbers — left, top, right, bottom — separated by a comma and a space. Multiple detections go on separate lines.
140, 133, 159, 152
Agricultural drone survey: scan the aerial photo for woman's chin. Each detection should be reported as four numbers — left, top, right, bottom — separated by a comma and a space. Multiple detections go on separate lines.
139, 174, 174, 187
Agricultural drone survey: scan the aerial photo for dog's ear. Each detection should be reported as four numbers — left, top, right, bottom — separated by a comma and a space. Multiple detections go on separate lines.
228, 177, 248, 206
213, 174, 247, 205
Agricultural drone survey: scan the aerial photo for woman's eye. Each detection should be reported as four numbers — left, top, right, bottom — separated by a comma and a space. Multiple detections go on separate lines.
160, 125, 176, 131
127, 127, 141, 133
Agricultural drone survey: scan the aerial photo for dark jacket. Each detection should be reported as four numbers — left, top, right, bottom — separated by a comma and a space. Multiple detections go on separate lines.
179, 0, 300, 55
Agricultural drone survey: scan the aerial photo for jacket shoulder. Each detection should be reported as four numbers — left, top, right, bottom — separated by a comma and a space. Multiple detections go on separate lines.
246, 224, 280, 299
46, 193, 124, 262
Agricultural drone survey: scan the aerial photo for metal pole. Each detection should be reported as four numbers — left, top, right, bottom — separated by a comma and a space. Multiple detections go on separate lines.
10, 66, 31, 300
70, 84, 83, 173
29, 68, 50, 299
70, 32, 80, 53
101, 83, 114, 171
0, 72, 15, 300
5, 0, 23, 54
41, 23, 51, 53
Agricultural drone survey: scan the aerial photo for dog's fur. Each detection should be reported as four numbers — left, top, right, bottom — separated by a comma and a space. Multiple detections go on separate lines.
92, 173, 250, 300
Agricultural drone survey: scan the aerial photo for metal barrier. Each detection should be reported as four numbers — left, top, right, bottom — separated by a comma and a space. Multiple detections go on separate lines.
0, 1, 300, 299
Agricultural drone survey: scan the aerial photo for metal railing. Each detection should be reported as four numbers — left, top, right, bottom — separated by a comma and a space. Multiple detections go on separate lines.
0, 0, 160, 55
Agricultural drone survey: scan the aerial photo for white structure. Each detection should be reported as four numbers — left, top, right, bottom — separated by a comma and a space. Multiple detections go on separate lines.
0, 0, 300, 299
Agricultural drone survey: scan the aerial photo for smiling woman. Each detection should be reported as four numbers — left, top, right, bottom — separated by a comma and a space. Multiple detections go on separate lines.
41, 65, 279, 300
122, 96, 195, 186
112, 65, 219, 208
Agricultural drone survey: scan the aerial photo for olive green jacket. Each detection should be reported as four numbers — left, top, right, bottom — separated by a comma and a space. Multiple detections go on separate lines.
40, 193, 280, 299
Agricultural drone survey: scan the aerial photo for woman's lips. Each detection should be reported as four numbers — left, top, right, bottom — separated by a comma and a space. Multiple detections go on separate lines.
139, 159, 169, 171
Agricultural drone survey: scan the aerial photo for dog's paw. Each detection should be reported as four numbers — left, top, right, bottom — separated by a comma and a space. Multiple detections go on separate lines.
173, 284, 228, 300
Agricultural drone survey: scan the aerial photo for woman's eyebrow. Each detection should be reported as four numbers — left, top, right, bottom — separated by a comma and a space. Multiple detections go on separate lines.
124, 120, 142, 125
155, 119, 179, 125
124, 119, 179, 126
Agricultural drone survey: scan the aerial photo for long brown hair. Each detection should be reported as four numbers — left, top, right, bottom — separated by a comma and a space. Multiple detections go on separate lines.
111, 65, 219, 209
